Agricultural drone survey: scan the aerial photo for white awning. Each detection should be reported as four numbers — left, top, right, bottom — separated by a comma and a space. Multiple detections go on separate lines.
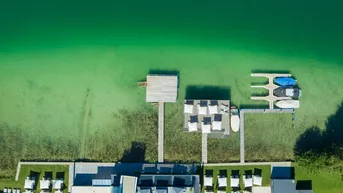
230, 177, 239, 187
253, 175, 262, 186
201, 122, 211, 133
208, 105, 218, 114
212, 121, 222, 131
188, 122, 198, 132
218, 177, 227, 187
184, 104, 194, 114
198, 106, 208, 115
52, 180, 63, 189
243, 176, 253, 187
24, 180, 35, 189
40, 180, 50, 189
204, 176, 213, 186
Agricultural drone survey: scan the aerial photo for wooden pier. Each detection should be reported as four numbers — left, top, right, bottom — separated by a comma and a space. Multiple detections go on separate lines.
202, 133, 208, 163
250, 73, 292, 109
239, 108, 295, 163
158, 102, 165, 162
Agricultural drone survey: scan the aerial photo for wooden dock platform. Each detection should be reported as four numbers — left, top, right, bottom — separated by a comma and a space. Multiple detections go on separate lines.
239, 108, 294, 163
158, 102, 164, 162
250, 73, 292, 109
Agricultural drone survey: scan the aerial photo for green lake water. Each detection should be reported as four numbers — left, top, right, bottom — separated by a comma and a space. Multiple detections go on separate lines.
1, 0, 343, 141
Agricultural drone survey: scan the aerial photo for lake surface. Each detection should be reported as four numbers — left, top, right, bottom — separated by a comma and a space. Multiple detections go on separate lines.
1, 0, 343, 138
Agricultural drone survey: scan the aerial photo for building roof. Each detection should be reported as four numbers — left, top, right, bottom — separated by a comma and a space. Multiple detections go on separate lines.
146, 75, 178, 102
71, 186, 115, 193
272, 179, 297, 193
121, 176, 138, 193
252, 186, 271, 193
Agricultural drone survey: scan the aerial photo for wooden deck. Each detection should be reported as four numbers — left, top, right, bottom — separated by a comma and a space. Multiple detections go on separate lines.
158, 102, 164, 162
183, 100, 230, 135
250, 73, 292, 109
239, 108, 295, 163
202, 133, 208, 163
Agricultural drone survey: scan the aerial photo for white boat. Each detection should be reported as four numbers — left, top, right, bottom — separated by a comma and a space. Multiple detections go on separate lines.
230, 107, 240, 132
275, 100, 300, 108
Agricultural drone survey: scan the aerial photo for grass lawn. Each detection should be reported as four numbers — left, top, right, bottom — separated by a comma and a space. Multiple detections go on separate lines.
203, 165, 271, 193
293, 163, 343, 193
0, 165, 69, 193
244, 113, 295, 161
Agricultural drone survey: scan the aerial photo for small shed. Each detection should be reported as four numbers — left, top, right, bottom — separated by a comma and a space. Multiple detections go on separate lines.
146, 75, 178, 102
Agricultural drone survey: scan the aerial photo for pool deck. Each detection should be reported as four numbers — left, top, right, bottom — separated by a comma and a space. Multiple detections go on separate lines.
250, 73, 292, 109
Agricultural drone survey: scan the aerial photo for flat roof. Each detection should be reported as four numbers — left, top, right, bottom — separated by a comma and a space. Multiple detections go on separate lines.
146, 75, 178, 102
122, 176, 138, 193
71, 186, 115, 193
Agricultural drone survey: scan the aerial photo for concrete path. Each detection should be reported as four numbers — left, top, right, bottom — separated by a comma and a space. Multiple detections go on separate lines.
202, 133, 208, 163
158, 102, 165, 162
204, 161, 291, 167
239, 109, 295, 163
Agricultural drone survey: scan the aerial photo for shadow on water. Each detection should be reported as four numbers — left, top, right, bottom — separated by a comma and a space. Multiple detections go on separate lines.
295, 101, 343, 161
296, 180, 313, 190
185, 85, 230, 100
121, 142, 146, 163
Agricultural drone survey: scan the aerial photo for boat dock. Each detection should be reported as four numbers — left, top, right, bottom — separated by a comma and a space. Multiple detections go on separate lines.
250, 73, 292, 109
239, 108, 295, 163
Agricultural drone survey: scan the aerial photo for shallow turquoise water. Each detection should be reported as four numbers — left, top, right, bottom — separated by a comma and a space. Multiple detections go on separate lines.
0, 0, 343, 148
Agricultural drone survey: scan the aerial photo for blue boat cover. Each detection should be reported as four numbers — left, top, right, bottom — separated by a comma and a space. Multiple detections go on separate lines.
274, 77, 296, 86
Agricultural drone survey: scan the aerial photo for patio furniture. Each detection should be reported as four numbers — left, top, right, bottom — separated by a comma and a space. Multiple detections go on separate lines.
52, 179, 64, 189
188, 115, 198, 132
24, 177, 35, 190
218, 170, 227, 187
208, 103, 218, 115
230, 176, 239, 188
204, 170, 213, 187
198, 101, 208, 115
40, 177, 50, 190
184, 102, 194, 114
201, 121, 211, 133
220, 103, 229, 114
253, 168, 263, 186
230, 170, 240, 188
243, 175, 253, 188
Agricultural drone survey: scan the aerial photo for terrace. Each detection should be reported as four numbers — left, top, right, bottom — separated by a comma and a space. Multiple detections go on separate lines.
202, 165, 271, 193
184, 100, 230, 137
5, 165, 69, 193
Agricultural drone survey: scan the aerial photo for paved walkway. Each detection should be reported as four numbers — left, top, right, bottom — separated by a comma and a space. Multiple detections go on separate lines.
202, 133, 208, 163
204, 161, 291, 167
158, 102, 164, 162
239, 109, 295, 163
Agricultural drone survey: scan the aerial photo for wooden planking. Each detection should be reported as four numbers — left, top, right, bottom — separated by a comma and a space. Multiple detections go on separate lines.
146, 75, 178, 102
158, 102, 165, 162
